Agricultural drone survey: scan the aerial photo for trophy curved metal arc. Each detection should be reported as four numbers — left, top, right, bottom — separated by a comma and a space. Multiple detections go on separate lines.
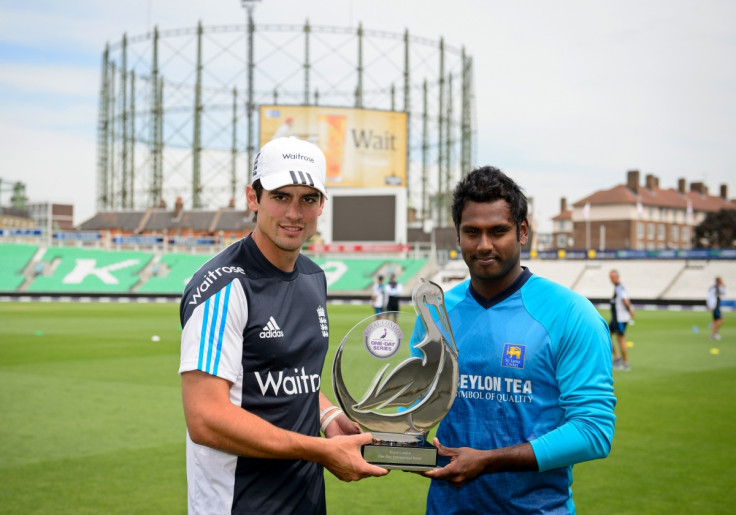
333, 279, 459, 435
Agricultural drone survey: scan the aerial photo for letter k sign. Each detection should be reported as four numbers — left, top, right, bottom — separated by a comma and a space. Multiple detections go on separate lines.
63, 258, 140, 285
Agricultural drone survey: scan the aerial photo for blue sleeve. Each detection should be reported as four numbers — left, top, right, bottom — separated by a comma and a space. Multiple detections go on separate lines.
525, 283, 617, 471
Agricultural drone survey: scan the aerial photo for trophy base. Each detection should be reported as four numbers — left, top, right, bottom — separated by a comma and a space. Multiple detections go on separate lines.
362, 432, 438, 471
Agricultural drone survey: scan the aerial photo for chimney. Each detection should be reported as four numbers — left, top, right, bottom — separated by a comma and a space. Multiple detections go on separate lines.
645, 174, 659, 190
721, 184, 728, 200
174, 197, 184, 218
627, 170, 640, 194
690, 182, 705, 195
678, 178, 686, 194
560, 197, 567, 213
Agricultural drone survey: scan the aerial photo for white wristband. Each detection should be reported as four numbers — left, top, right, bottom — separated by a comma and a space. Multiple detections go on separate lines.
320, 409, 344, 434
319, 406, 340, 420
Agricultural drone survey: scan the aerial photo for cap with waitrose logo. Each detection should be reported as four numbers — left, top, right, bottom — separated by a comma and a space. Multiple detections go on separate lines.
252, 137, 327, 197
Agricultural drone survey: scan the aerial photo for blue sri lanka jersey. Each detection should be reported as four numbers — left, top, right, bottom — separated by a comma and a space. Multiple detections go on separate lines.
413, 269, 616, 514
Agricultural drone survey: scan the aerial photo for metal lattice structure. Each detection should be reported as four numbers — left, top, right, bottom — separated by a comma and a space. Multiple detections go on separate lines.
97, 16, 475, 226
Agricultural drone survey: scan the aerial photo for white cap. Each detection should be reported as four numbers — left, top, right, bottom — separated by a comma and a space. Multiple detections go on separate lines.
252, 137, 327, 197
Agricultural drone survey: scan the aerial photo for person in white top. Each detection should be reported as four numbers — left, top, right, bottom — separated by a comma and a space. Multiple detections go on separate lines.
608, 269, 635, 371
707, 276, 726, 341
371, 275, 387, 317
179, 137, 387, 514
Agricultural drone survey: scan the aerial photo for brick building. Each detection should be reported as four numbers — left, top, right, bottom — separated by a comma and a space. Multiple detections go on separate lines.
27, 202, 75, 231
551, 198, 573, 249
552, 170, 735, 250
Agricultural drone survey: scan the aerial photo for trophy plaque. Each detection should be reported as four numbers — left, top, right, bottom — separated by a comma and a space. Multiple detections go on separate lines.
332, 278, 459, 470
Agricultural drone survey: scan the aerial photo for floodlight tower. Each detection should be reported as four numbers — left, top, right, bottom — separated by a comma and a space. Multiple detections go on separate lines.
240, 0, 261, 183
0, 178, 27, 210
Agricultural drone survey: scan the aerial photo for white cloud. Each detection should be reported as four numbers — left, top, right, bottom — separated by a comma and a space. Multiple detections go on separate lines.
0, 63, 99, 98
0, 121, 97, 222
0, 0, 734, 230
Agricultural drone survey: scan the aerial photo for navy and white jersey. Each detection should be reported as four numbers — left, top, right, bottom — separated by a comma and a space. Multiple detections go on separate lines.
706, 283, 724, 311
610, 282, 631, 324
413, 269, 616, 514
179, 235, 330, 515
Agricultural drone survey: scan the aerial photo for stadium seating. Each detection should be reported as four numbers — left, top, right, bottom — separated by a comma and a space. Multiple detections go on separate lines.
0, 243, 39, 292
0, 242, 731, 302
572, 260, 686, 299
313, 257, 429, 292
521, 259, 588, 290
661, 260, 733, 301
25, 247, 154, 293
136, 253, 212, 295
431, 259, 470, 291
432, 256, 734, 304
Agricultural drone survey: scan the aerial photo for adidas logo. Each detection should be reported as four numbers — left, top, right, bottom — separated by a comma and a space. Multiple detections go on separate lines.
260, 316, 285, 339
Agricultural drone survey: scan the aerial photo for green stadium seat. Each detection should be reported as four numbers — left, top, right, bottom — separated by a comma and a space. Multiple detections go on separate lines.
313, 257, 428, 292
26, 247, 154, 293
3, 243, 429, 296
137, 253, 212, 295
0, 243, 39, 292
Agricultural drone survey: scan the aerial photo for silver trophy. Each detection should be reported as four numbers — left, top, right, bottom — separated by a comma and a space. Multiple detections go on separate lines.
332, 278, 459, 470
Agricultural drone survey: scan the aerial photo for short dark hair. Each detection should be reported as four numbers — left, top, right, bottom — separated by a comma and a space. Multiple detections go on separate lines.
451, 166, 528, 239
252, 179, 264, 201
249, 180, 265, 222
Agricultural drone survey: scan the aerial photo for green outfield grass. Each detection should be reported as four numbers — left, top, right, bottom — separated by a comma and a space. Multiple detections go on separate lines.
0, 302, 734, 514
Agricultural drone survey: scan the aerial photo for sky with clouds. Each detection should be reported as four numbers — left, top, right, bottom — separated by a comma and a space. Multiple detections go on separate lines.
1, 0, 734, 231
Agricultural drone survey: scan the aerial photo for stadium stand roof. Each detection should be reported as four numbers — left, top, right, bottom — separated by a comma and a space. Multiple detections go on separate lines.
78, 206, 255, 235
79, 211, 148, 232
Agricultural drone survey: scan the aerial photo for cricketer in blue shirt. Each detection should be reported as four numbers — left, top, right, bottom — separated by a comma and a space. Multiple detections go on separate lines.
415, 166, 616, 514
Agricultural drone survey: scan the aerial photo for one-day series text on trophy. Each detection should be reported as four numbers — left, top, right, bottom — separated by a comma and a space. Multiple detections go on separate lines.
332, 278, 459, 470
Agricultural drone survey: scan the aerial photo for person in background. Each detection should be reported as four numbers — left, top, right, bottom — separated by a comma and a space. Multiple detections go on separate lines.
385, 273, 403, 322
609, 269, 635, 371
179, 137, 387, 515
417, 166, 616, 514
371, 275, 387, 317
707, 276, 726, 340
